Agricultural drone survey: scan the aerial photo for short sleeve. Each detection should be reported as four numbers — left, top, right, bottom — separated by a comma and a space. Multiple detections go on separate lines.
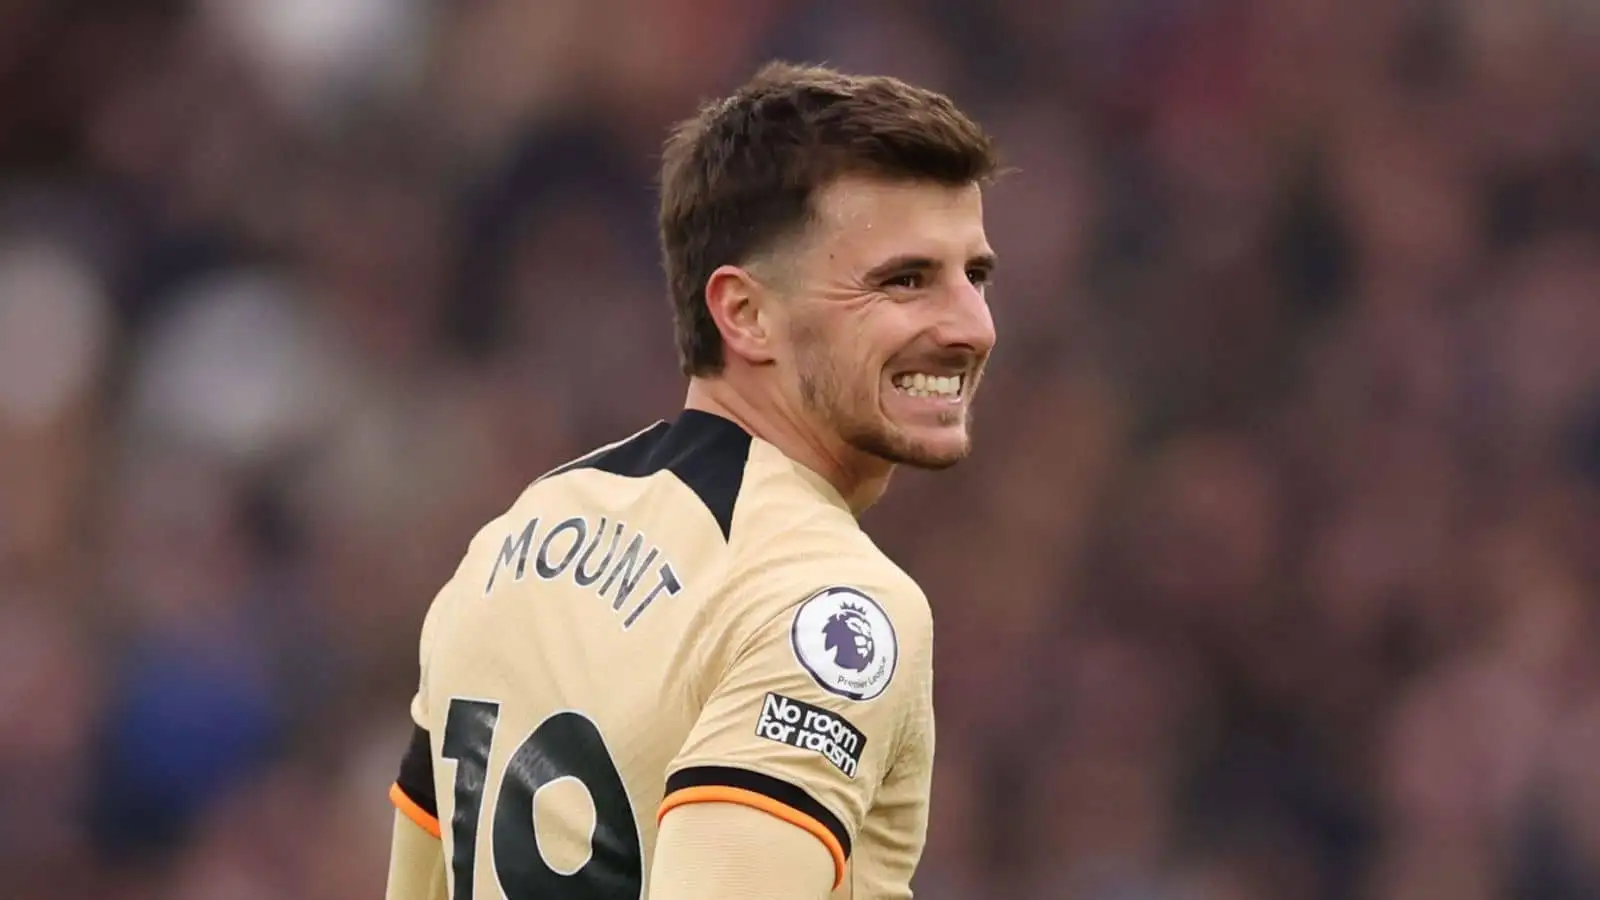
409, 597, 445, 729
392, 583, 452, 839
658, 581, 933, 888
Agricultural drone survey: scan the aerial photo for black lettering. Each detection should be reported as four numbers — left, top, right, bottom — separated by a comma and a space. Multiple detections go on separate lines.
534, 517, 587, 580
485, 517, 539, 594
621, 563, 682, 629
441, 699, 498, 900
443, 699, 643, 899
482, 513, 684, 630
600, 534, 658, 611
573, 518, 622, 587
494, 712, 643, 897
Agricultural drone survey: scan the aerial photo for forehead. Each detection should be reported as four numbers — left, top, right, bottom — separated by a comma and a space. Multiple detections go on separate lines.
803, 175, 989, 266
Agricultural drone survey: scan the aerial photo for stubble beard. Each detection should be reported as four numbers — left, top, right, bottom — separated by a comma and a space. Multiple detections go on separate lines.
795, 338, 972, 472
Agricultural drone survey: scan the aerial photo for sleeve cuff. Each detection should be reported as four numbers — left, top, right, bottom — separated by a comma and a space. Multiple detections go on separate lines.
391, 725, 440, 839
658, 765, 850, 889
390, 782, 441, 839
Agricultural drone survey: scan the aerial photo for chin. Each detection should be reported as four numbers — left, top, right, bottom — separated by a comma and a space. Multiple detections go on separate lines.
899, 439, 971, 470
852, 423, 972, 470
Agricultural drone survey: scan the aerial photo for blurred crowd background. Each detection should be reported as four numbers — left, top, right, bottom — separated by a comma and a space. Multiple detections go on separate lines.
2, 1, 1599, 898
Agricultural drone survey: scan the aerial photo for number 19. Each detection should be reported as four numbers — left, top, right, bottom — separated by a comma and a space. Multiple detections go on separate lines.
441, 699, 643, 899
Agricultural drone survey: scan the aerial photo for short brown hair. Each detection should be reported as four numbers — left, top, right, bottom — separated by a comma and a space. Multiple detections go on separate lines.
658, 62, 999, 377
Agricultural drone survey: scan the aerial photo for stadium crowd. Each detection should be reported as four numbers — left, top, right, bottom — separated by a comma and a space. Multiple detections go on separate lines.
1, 1, 1598, 897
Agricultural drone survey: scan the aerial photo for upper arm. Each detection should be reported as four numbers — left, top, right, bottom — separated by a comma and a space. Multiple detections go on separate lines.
648, 801, 834, 900
390, 724, 441, 838
386, 810, 447, 900
390, 589, 448, 838
849, 711, 935, 899
387, 655, 444, 895
658, 575, 934, 890
389, 584, 450, 873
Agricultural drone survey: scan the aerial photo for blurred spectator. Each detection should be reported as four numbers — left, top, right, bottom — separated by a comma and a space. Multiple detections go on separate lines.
0, 0, 1597, 897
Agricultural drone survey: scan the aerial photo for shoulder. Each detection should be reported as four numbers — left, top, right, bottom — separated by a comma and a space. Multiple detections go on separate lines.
733, 495, 927, 613
718, 516, 930, 704
729, 448, 930, 634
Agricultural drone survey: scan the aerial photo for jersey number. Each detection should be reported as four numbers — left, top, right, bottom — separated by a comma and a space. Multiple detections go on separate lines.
441, 699, 643, 899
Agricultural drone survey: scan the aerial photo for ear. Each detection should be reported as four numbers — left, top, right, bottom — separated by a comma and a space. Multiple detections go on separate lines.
704, 264, 777, 365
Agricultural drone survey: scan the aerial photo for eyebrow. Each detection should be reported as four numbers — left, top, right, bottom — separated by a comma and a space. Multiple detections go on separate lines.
863, 251, 999, 282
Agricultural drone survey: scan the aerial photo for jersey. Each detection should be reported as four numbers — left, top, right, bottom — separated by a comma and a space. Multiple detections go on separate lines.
387, 410, 936, 899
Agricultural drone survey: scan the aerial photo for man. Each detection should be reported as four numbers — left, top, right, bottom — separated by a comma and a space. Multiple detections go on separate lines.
386, 62, 999, 900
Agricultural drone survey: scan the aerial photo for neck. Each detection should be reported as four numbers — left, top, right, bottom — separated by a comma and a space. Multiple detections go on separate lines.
684, 377, 892, 515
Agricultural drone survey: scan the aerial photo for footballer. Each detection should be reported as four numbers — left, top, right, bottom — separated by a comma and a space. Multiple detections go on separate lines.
385, 61, 1000, 900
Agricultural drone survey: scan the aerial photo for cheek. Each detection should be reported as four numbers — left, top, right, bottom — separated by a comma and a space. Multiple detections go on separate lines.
797, 309, 900, 398
806, 323, 871, 373
842, 317, 895, 369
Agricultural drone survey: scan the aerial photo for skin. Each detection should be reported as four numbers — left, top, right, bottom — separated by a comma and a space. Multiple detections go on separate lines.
685, 173, 998, 514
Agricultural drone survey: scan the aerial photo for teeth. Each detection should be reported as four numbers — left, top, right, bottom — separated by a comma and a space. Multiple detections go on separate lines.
893, 373, 963, 398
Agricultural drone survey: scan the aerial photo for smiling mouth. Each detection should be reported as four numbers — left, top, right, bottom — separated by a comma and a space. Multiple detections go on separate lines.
891, 371, 965, 401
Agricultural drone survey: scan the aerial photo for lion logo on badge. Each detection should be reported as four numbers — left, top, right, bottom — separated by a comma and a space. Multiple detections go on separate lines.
791, 587, 898, 701
823, 602, 875, 672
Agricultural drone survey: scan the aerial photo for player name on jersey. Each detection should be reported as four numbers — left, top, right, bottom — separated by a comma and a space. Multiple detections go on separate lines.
485, 515, 683, 629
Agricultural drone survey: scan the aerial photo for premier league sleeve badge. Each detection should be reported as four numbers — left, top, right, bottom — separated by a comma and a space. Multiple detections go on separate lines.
790, 587, 899, 702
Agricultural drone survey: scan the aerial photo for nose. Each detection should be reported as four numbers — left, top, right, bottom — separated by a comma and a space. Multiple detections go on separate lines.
933, 277, 996, 357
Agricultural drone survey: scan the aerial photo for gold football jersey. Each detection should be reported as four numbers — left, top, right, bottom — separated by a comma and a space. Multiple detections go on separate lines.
388, 411, 935, 899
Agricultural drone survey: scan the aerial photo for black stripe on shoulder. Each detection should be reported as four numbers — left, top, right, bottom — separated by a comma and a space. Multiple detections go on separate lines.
665, 765, 852, 859
395, 725, 437, 817
549, 411, 751, 540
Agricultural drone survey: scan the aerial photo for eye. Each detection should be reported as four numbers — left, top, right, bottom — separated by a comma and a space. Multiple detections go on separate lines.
882, 272, 924, 290
966, 266, 993, 287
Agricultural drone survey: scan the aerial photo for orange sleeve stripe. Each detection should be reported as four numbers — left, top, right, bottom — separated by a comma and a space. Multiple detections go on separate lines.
657, 785, 847, 889
389, 782, 442, 839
